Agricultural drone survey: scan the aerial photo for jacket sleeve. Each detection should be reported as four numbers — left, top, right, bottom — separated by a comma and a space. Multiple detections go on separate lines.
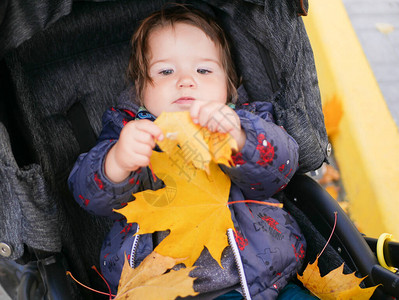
67, 107, 152, 220
220, 101, 299, 200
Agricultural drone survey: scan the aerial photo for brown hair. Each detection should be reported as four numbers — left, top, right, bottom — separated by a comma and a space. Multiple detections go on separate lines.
127, 5, 239, 104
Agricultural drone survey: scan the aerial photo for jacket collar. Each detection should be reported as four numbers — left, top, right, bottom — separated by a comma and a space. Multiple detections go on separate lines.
135, 106, 157, 122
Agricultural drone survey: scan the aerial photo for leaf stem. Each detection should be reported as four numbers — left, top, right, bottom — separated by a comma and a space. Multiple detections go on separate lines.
91, 266, 112, 300
66, 271, 116, 298
227, 200, 283, 208
317, 211, 338, 258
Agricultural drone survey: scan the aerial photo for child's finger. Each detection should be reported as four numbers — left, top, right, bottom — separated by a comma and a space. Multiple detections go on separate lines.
189, 100, 203, 124
211, 115, 232, 133
132, 141, 153, 157
133, 130, 156, 149
197, 105, 211, 127
197, 102, 222, 127
136, 120, 164, 141
130, 153, 151, 168
206, 115, 222, 132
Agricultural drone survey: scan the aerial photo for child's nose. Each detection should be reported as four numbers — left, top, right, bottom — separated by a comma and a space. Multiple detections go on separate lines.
177, 74, 196, 88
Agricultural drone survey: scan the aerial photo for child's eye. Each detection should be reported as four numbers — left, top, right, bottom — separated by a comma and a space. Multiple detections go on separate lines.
159, 69, 174, 75
197, 68, 212, 75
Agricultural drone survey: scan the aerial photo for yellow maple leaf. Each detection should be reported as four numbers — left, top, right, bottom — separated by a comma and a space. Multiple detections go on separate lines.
322, 95, 343, 138
115, 149, 234, 267
297, 256, 379, 299
114, 251, 197, 300
154, 111, 237, 172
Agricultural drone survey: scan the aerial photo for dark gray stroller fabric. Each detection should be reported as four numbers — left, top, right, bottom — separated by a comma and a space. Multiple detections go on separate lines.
0, 122, 61, 260
3, 1, 168, 295
1, 0, 326, 297
203, 0, 328, 173
0, 0, 73, 58
0, 0, 308, 58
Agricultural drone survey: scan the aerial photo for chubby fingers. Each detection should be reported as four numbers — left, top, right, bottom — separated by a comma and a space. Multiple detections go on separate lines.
134, 119, 164, 142
117, 119, 164, 165
190, 101, 239, 133
133, 120, 164, 150
189, 100, 204, 125
131, 120, 164, 164
190, 101, 224, 127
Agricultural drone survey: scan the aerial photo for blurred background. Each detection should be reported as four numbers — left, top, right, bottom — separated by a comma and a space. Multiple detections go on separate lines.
305, 0, 399, 240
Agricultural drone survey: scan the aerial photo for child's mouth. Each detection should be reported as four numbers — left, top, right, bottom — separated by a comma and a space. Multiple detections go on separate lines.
174, 97, 195, 104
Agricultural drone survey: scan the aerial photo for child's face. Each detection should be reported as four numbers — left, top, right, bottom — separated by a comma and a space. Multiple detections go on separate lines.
142, 23, 228, 117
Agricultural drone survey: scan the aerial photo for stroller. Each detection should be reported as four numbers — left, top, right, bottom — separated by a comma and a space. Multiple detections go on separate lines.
1, 0, 398, 299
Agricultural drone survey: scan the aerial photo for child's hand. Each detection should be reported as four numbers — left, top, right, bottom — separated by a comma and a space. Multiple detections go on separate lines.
104, 119, 164, 183
190, 101, 246, 151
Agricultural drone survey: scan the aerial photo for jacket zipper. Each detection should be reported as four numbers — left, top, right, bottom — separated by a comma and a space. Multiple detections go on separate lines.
130, 226, 251, 298
227, 228, 252, 300
129, 225, 140, 268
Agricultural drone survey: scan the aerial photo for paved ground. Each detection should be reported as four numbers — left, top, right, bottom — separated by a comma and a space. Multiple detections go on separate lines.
0, 285, 11, 300
342, 0, 399, 127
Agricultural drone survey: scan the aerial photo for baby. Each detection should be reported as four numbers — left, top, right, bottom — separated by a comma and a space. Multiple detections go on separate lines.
68, 6, 306, 299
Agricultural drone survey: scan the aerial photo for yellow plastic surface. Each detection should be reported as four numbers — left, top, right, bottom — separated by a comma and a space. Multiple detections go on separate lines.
303, 0, 399, 238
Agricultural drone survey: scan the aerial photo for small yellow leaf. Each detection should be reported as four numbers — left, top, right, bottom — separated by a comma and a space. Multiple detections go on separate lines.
298, 257, 379, 299
338, 201, 349, 214
318, 165, 340, 186
376, 23, 395, 34
322, 95, 343, 138
208, 130, 237, 166
155, 111, 237, 172
114, 252, 197, 300
325, 185, 339, 200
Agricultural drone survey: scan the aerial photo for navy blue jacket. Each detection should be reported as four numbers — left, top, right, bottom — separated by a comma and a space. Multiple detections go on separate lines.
68, 95, 306, 299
